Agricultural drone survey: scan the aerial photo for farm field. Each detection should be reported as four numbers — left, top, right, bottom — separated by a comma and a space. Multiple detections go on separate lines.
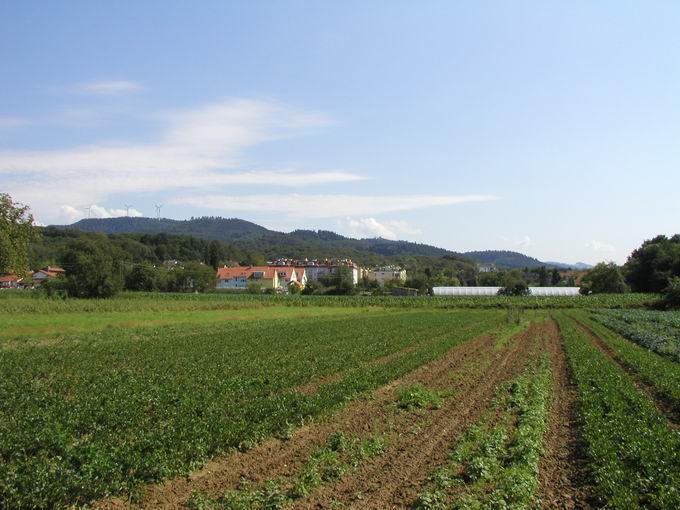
1, 296, 679, 509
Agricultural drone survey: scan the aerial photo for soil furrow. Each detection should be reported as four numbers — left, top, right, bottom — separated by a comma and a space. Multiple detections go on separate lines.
573, 319, 680, 429
96, 330, 497, 509
538, 318, 595, 509
291, 321, 547, 510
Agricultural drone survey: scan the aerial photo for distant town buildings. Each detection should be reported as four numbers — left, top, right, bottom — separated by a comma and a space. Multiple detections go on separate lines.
477, 263, 497, 273
366, 266, 407, 286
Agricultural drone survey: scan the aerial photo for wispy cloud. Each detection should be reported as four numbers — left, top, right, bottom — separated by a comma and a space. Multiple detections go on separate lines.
171, 194, 498, 218
586, 240, 616, 253
0, 97, 358, 223
0, 116, 30, 131
338, 217, 423, 240
68, 79, 143, 95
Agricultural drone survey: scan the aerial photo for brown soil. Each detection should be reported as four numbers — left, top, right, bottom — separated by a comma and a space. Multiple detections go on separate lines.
573, 319, 680, 429
95, 329, 498, 510
538, 318, 596, 509
290, 321, 547, 510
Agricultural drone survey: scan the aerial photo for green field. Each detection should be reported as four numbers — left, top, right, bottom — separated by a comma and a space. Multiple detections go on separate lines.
1, 293, 679, 509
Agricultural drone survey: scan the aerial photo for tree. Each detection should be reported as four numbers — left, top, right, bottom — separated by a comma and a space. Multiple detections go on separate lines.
537, 266, 549, 286
61, 238, 123, 298
551, 268, 562, 286
580, 262, 627, 294
0, 193, 39, 276
624, 235, 680, 292
660, 276, 680, 309
125, 264, 159, 292
498, 270, 529, 296
207, 240, 223, 270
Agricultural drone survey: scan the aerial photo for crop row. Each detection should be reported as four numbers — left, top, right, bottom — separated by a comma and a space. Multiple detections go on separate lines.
555, 313, 680, 509
569, 311, 680, 414
414, 353, 552, 509
590, 309, 680, 362
0, 290, 658, 314
0, 310, 502, 509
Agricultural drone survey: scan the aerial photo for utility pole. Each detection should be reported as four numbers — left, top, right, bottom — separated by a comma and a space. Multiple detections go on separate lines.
155, 204, 163, 221
82, 205, 92, 219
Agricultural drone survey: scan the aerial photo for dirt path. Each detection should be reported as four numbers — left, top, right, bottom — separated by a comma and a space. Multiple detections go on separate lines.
290, 321, 547, 510
538, 318, 595, 509
96, 328, 498, 510
573, 319, 680, 429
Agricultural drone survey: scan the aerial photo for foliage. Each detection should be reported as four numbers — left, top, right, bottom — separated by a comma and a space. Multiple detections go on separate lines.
498, 271, 529, 296
624, 234, 680, 293
0, 193, 39, 276
60, 237, 124, 298
414, 356, 552, 509
555, 313, 680, 508
397, 384, 444, 410
580, 262, 627, 294
574, 312, 680, 411
0, 291, 659, 315
661, 276, 680, 310
0, 309, 501, 509
590, 309, 680, 362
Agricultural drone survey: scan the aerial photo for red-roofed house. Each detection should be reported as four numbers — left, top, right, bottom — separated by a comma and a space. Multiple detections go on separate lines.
32, 267, 65, 286
0, 275, 23, 289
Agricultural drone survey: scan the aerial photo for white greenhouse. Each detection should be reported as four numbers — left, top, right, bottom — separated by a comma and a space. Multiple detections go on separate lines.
432, 286, 580, 297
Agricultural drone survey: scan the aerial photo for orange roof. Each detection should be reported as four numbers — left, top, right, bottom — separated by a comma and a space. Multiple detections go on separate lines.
295, 267, 306, 277
0, 275, 22, 283
45, 266, 65, 273
216, 266, 276, 280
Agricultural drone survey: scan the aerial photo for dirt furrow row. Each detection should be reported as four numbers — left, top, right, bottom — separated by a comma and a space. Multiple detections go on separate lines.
538, 318, 595, 509
292, 321, 546, 510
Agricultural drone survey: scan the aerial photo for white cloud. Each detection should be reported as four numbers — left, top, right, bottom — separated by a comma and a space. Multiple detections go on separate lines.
69, 79, 143, 95
0, 116, 30, 131
501, 235, 533, 249
59, 204, 143, 223
339, 217, 423, 240
0, 97, 360, 223
514, 235, 533, 248
586, 240, 616, 253
171, 194, 498, 219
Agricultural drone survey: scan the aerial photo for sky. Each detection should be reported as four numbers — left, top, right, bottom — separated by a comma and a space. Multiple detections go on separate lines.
1, 1, 679, 265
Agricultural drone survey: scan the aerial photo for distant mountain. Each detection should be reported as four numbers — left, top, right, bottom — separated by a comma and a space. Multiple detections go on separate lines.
58, 217, 578, 270
462, 250, 546, 270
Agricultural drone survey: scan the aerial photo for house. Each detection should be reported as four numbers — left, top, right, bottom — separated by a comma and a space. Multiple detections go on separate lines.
32, 267, 65, 286
216, 266, 279, 290
0, 275, 23, 289
477, 263, 497, 273
294, 267, 308, 287
274, 267, 300, 289
367, 266, 407, 286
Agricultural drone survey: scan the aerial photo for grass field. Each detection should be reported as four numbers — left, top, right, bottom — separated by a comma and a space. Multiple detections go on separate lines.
1, 293, 679, 509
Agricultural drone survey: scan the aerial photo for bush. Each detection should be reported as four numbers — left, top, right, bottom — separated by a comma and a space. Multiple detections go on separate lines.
661, 276, 680, 309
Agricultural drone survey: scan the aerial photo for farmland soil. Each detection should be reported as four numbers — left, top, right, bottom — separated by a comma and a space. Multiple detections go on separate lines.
538, 318, 596, 509
290, 321, 546, 510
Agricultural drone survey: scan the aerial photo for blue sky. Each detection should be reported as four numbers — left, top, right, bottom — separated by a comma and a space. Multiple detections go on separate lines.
1, 1, 679, 264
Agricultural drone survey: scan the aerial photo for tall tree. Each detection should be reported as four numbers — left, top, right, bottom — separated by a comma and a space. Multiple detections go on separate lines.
580, 262, 627, 294
0, 193, 38, 276
61, 237, 124, 298
624, 235, 680, 292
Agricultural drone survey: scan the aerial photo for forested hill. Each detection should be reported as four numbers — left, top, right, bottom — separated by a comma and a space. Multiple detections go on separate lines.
64, 217, 269, 240
57, 217, 574, 269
